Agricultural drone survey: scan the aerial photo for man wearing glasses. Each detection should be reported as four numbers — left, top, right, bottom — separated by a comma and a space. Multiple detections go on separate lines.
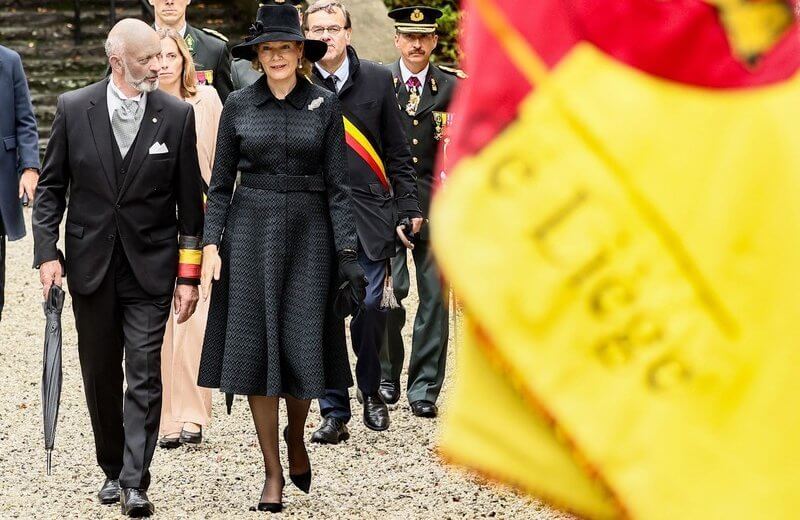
304, 0, 423, 444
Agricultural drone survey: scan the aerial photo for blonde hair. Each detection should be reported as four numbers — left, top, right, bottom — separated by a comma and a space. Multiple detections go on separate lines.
251, 41, 312, 79
157, 28, 197, 99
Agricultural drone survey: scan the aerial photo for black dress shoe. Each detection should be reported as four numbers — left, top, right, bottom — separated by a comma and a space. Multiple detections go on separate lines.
363, 393, 390, 431
179, 427, 202, 445
158, 435, 181, 449
98, 478, 120, 505
121, 488, 154, 517
379, 379, 401, 405
310, 416, 350, 444
283, 426, 312, 493
410, 400, 438, 418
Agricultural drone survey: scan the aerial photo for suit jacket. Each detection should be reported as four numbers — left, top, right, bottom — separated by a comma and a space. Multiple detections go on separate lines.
311, 46, 421, 261
184, 24, 233, 103
0, 45, 40, 241
389, 60, 458, 241
32, 79, 204, 296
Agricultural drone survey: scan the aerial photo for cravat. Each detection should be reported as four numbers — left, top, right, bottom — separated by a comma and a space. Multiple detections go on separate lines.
111, 94, 143, 158
406, 76, 422, 94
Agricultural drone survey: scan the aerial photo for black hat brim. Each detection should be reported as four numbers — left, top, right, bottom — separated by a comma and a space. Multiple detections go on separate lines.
232, 32, 328, 62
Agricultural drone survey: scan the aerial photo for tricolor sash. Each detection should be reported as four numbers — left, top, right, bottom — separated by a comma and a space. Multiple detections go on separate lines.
342, 109, 390, 190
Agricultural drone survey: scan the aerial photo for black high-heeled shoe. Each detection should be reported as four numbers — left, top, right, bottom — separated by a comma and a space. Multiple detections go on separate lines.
249, 476, 285, 513
283, 426, 312, 494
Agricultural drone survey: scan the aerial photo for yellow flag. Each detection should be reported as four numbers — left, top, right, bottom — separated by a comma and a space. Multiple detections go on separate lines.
435, 1, 800, 518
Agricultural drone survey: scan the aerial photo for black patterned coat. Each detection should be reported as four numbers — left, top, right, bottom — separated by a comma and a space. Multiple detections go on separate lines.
198, 76, 356, 398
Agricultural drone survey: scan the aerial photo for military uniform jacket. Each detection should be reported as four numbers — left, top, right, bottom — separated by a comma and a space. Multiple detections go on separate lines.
389, 60, 457, 241
311, 46, 421, 261
231, 58, 263, 91
184, 24, 233, 103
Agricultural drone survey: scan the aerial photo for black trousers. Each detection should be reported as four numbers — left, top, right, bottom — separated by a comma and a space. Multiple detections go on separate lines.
70, 243, 171, 489
318, 245, 387, 422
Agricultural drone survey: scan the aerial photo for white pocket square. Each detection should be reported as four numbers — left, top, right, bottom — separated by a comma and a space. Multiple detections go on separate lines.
148, 142, 169, 155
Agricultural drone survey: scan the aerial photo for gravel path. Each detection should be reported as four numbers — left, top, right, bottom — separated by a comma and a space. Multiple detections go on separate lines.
0, 212, 573, 519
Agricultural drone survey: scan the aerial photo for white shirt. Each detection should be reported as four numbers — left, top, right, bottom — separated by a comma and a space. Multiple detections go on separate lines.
106, 77, 147, 122
155, 22, 187, 38
399, 60, 429, 89
315, 54, 350, 93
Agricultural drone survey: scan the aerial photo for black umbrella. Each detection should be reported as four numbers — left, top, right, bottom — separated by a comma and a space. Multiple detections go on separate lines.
226, 392, 234, 414
41, 284, 65, 476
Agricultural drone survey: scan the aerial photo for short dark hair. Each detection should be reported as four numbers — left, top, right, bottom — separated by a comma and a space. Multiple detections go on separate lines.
303, 1, 352, 30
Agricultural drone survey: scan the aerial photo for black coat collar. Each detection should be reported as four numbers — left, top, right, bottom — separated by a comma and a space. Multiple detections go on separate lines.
251, 74, 311, 109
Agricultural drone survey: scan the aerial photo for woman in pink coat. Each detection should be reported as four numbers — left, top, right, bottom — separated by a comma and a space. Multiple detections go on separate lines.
156, 28, 223, 447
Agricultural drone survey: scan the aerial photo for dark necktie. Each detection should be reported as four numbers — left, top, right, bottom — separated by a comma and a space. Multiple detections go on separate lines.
323, 75, 338, 93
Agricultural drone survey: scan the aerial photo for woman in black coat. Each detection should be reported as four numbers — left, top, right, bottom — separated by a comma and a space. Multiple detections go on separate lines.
197, 5, 366, 512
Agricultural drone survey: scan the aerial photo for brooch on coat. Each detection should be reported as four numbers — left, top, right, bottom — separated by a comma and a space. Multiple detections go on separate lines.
308, 97, 324, 111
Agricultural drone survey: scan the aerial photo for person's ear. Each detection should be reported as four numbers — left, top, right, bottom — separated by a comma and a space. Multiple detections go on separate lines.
148, 0, 155, 6
432, 34, 439, 48
344, 28, 352, 45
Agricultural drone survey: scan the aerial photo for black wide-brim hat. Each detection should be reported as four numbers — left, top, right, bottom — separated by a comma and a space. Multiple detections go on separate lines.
232, 4, 327, 62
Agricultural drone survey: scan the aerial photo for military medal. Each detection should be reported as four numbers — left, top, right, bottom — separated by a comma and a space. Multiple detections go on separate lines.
196, 70, 214, 86
406, 89, 420, 116
433, 111, 453, 141
431, 77, 438, 94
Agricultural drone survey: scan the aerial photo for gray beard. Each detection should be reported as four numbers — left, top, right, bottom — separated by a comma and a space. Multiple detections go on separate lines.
123, 64, 159, 93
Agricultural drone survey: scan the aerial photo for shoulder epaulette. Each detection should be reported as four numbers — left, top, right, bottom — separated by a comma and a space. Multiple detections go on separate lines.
201, 27, 229, 43
439, 65, 467, 79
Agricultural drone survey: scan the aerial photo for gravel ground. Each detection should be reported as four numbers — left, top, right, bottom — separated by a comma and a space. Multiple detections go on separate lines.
0, 211, 574, 519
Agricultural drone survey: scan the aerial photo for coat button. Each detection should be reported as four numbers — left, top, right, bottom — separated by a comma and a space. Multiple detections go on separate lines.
107, 234, 115, 241
412, 138, 419, 145
115, 204, 121, 209
413, 119, 419, 126
413, 157, 418, 164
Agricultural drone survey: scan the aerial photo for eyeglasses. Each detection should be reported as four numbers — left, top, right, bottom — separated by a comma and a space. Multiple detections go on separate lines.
309, 25, 344, 36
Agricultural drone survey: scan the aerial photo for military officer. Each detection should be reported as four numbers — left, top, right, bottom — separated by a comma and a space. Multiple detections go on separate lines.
380, 5, 464, 419
231, 0, 304, 90
150, 0, 233, 102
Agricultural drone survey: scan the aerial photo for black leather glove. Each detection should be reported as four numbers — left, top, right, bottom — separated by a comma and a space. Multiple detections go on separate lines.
337, 250, 368, 307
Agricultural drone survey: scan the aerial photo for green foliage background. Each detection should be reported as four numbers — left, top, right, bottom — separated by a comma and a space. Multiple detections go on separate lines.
383, 1, 461, 64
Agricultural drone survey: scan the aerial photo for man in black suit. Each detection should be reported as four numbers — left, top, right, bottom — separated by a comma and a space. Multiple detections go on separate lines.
33, 19, 204, 517
304, 0, 422, 443
150, 0, 233, 102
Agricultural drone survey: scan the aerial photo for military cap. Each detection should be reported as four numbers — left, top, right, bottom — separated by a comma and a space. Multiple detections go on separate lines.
388, 6, 443, 34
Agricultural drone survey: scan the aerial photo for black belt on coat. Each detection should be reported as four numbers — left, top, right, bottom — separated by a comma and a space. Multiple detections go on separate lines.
240, 173, 326, 192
